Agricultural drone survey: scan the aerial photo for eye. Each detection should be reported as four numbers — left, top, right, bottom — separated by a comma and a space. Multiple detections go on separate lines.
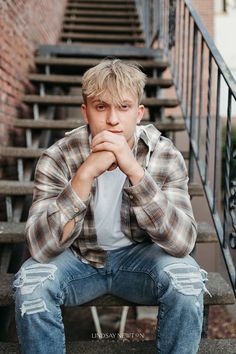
119, 104, 130, 110
96, 104, 105, 111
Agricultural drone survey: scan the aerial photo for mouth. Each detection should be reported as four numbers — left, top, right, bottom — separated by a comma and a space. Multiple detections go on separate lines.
108, 130, 123, 134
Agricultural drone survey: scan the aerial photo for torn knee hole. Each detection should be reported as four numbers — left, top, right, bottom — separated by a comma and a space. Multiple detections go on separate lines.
163, 263, 211, 297
13, 263, 57, 295
20, 298, 50, 317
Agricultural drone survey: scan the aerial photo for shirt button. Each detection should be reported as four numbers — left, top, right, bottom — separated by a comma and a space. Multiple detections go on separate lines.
73, 207, 80, 213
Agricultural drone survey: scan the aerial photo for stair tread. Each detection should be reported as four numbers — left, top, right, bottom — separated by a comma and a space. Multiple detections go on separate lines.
62, 25, 142, 32
63, 17, 140, 25
60, 33, 144, 41
0, 339, 236, 354
13, 118, 183, 132
0, 146, 44, 158
0, 221, 216, 244
37, 44, 162, 58
0, 222, 26, 243
0, 179, 202, 197
64, 10, 138, 17
66, 4, 136, 10
0, 146, 187, 160
35, 57, 167, 68
23, 95, 178, 107
0, 340, 236, 354
0, 272, 234, 307
28, 74, 173, 88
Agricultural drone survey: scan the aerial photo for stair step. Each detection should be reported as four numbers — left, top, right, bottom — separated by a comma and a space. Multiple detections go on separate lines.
28, 74, 173, 88
60, 33, 144, 43
37, 44, 161, 58
35, 57, 167, 69
197, 222, 218, 243
0, 180, 202, 197
64, 10, 138, 18
62, 24, 142, 33
66, 4, 136, 10
0, 146, 43, 158
63, 17, 140, 25
68, 0, 136, 3
23, 95, 178, 108
0, 223, 26, 243
0, 272, 234, 307
0, 339, 236, 354
0, 221, 216, 245
0, 181, 34, 195
0, 147, 188, 161
13, 118, 183, 133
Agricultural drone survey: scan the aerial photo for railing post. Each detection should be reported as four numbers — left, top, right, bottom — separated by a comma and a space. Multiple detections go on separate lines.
189, 23, 198, 181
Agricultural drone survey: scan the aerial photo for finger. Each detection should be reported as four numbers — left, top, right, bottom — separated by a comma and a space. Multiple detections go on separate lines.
91, 142, 116, 153
91, 131, 121, 147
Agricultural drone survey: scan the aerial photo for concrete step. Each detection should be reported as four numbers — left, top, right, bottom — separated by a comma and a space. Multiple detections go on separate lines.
0, 221, 217, 245
28, 74, 173, 88
35, 57, 167, 69
62, 25, 142, 34
22, 95, 179, 108
0, 180, 203, 198
0, 340, 236, 354
63, 16, 140, 26
64, 10, 138, 18
0, 272, 234, 307
60, 33, 144, 43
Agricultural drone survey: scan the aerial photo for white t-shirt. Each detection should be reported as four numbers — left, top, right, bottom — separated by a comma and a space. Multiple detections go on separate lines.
94, 167, 134, 250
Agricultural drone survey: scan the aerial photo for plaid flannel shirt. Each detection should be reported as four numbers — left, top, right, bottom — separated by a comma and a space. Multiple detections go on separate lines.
26, 124, 197, 267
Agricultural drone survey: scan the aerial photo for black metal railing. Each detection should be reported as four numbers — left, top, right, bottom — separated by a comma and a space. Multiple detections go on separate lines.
136, 0, 236, 296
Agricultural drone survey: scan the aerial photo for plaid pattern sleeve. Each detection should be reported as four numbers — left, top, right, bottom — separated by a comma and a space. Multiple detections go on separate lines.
124, 135, 197, 257
25, 145, 90, 263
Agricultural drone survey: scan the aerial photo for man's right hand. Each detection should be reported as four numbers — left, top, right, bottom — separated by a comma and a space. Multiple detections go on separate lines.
71, 151, 116, 201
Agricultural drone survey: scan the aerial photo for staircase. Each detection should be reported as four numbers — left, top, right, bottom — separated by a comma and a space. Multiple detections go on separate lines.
0, 0, 235, 353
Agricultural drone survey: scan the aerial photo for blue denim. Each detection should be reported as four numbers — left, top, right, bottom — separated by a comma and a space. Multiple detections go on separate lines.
13, 242, 208, 354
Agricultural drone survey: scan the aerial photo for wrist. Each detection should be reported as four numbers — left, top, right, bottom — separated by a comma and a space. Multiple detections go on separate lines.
71, 168, 94, 201
127, 164, 144, 186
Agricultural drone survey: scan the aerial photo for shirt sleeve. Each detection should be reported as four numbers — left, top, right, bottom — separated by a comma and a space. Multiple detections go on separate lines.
123, 147, 197, 257
25, 149, 89, 263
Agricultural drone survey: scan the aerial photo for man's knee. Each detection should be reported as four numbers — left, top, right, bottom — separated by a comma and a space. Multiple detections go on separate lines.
13, 259, 59, 317
155, 261, 210, 303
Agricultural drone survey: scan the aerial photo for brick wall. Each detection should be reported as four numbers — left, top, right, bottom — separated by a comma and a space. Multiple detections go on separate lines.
0, 0, 67, 151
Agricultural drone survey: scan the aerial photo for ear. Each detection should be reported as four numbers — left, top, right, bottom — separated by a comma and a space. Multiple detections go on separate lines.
136, 105, 145, 124
81, 103, 88, 124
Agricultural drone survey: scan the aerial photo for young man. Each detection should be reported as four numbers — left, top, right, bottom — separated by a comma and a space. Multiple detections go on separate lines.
14, 59, 208, 354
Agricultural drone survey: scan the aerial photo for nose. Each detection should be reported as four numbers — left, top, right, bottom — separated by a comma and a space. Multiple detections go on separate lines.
106, 107, 119, 125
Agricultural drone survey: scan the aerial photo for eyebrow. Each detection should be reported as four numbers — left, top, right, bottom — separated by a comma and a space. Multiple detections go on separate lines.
91, 99, 133, 105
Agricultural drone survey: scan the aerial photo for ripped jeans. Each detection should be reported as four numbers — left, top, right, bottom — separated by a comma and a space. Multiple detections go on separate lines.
13, 242, 209, 354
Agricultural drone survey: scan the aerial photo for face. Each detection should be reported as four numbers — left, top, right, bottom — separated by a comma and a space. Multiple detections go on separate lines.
81, 91, 145, 148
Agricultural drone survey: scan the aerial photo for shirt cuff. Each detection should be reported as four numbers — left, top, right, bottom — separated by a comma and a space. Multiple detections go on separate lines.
124, 170, 162, 206
56, 181, 90, 221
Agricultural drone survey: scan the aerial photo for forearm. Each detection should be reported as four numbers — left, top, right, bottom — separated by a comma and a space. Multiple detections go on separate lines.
125, 170, 197, 257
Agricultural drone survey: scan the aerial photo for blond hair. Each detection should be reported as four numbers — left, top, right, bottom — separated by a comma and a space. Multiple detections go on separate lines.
82, 59, 146, 105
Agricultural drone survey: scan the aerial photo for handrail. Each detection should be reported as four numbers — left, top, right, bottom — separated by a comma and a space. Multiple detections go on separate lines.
136, 0, 236, 296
